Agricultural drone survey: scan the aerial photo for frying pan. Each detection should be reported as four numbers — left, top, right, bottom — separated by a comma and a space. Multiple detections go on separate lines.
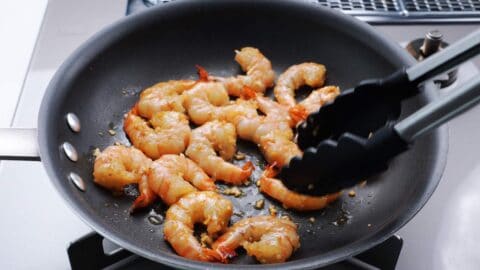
0, 0, 447, 269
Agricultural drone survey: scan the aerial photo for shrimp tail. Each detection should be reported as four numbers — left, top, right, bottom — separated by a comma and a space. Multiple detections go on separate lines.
130, 194, 147, 213
264, 162, 279, 178
129, 192, 155, 213
196, 65, 210, 82
215, 246, 238, 263
242, 86, 257, 100
130, 179, 156, 213
129, 103, 140, 116
288, 105, 308, 124
242, 161, 254, 177
203, 248, 224, 262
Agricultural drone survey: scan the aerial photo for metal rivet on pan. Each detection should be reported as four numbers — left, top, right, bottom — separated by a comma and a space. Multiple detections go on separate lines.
68, 172, 85, 192
66, 113, 81, 133
62, 142, 78, 162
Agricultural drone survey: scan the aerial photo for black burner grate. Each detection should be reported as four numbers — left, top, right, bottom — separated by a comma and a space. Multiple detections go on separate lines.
67, 232, 403, 270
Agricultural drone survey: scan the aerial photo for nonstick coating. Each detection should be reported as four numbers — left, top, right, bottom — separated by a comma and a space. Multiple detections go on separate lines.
38, 1, 447, 269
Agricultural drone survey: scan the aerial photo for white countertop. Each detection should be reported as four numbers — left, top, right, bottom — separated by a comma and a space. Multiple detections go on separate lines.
0, 1, 48, 127
0, 1, 125, 269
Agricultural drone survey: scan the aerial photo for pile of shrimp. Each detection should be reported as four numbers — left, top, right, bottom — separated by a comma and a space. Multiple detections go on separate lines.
92, 47, 341, 264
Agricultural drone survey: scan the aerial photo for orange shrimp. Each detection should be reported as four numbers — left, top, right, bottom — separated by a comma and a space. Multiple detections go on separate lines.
274, 62, 326, 107
93, 145, 152, 191
289, 85, 340, 123
259, 131, 302, 168
259, 163, 340, 211
164, 191, 233, 262
212, 216, 300, 264
137, 80, 196, 119
123, 109, 191, 159
148, 154, 216, 205
211, 47, 275, 97
255, 94, 295, 127
185, 121, 253, 185
182, 81, 231, 125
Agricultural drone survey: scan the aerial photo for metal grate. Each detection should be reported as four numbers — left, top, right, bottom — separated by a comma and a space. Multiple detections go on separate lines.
403, 0, 480, 11
314, 0, 480, 22
317, 0, 400, 12
128, 0, 480, 23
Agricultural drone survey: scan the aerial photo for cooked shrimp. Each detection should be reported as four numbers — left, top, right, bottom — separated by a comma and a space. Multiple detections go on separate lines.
212, 216, 300, 264
186, 121, 253, 185
148, 154, 216, 205
255, 94, 295, 127
235, 116, 301, 167
259, 164, 340, 211
130, 174, 156, 212
183, 82, 231, 125
137, 80, 196, 119
124, 109, 190, 159
93, 145, 152, 191
164, 191, 233, 262
220, 98, 259, 126
259, 131, 302, 168
211, 47, 275, 97
274, 63, 326, 107
289, 85, 340, 123
231, 97, 300, 167
183, 82, 260, 126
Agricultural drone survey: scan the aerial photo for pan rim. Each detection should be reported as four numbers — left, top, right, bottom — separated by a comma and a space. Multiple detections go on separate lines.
37, 0, 449, 269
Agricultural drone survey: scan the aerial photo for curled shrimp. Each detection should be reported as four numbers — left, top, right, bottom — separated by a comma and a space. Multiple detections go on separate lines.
183, 82, 259, 126
212, 216, 300, 264
164, 191, 233, 262
259, 131, 302, 168
183, 82, 231, 125
148, 154, 216, 205
93, 145, 152, 191
186, 120, 253, 185
233, 90, 291, 141
229, 87, 300, 166
231, 92, 301, 167
289, 85, 340, 123
211, 47, 275, 97
274, 63, 326, 108
235, 115, 301, 167
124, 109, 191, 159
137, 80, 196, 119
255, 94, 295, 127
220, 98, 259, 126
259, 164, 340, 211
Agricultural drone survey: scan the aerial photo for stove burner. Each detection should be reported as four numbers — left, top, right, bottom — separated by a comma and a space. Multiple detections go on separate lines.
126, 0, 480, 23
67, 232, 402, 270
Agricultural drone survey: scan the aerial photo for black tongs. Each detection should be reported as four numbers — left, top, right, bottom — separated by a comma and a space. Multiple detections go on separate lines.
279, 29, 480, 196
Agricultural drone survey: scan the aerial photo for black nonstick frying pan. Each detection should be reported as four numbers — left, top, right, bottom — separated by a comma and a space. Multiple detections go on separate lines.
0, 1, 447, 269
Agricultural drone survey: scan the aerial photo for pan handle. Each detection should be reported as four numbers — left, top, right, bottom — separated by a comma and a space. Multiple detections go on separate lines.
0, 128, 40, 161
395, 73, 480, 142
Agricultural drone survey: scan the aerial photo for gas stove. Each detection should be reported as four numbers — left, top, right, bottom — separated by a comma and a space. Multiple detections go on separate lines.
1, 1, 479, 269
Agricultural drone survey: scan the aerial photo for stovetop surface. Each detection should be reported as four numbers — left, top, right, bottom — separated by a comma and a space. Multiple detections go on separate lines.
1, 1, 480, 269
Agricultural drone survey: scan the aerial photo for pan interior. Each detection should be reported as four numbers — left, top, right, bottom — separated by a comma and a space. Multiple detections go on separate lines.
40, 1, 445, 269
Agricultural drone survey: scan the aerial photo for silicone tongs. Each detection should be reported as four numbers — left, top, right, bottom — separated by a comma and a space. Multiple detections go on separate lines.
279, 29, 480, 196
